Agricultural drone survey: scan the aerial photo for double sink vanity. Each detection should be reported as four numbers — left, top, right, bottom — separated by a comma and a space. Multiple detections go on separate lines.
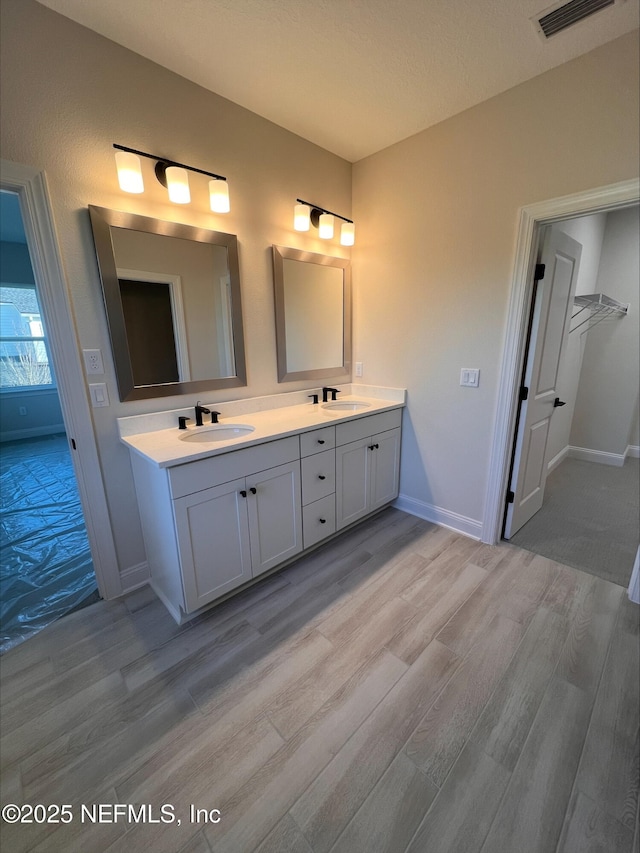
89, 204, 405, 622
119, 386, 405, 622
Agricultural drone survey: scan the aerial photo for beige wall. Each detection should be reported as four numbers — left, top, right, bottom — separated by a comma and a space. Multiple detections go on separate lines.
352, 32, 639, 526
0, 0, 351, 574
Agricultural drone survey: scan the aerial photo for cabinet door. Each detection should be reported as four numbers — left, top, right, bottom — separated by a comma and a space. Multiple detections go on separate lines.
174, 478, 252, 612
335, 437, 371, 530
370, 428, 401, 511
247, 461, 302, 577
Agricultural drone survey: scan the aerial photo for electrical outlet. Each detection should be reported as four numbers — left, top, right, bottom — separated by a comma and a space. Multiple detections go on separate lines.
355, 362, 363, 378
83, 348, 104, 375
18, 406, 27, 416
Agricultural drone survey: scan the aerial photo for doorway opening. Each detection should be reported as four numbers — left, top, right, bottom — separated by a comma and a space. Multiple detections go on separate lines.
484, 179, 639, 590
0, 191, 98, 652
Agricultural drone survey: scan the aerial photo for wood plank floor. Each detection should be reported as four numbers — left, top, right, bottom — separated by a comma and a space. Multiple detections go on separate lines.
1, 508, 638, 853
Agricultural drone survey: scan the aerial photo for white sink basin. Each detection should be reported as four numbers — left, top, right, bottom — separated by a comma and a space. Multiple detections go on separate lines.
322, 400, 371, 412
179, 424, 255, 443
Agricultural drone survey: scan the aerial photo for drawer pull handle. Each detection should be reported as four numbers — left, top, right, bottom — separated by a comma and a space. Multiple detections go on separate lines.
239, 490, 247, 498
249, 487, 257, 495
319, 518, 327, 524
369, 443, 380, 450
317, 439, 325, 445
318, 474, 326, 480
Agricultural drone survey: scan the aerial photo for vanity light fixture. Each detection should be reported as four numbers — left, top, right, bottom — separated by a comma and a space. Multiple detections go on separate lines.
318, 213, 334, 240
294, 202, 311, 232
113, 144, 230, 213
114, 150, 145, 194
294, 198, 355, 245
161, 165, 190, 204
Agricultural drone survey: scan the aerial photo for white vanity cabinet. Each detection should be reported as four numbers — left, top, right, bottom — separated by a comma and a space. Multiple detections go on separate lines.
130, 435, 302, 619
335, 410, 402, 530
174, 459, 302, 612
125, 402, 403, 622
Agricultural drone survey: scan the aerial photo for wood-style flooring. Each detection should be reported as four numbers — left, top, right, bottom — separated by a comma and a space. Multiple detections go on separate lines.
1, 508, 638, 853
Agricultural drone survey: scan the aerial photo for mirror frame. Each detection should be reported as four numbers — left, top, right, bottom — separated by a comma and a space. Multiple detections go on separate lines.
88, 205, 247, 402
272, 245, 351, 383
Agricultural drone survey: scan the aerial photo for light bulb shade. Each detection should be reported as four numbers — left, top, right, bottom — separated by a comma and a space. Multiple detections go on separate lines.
318, 213, 334, 239
340, 221, 355, 246
165, 166, 190, 203
115, 151, 144, 193
294, 203, 311, 231
209, 179, 230, 213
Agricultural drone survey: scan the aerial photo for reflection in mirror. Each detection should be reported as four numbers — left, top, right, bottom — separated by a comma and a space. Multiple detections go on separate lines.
272, 246, 351, 383
88, 206, 246, 401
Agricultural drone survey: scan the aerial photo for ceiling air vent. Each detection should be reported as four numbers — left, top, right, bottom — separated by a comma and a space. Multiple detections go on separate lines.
535, 0, 616, 38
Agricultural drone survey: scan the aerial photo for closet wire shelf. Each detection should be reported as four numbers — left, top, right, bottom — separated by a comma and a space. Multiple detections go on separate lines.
570, 293, 629, 334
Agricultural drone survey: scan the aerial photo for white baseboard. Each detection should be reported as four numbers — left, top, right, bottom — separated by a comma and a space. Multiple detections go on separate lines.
626, 445, 640, 459
119, 561, 150, 595
0, 424, 66, 442
547, 445, 570, 473
569, 445, 626, 467
394, 494, 482, 540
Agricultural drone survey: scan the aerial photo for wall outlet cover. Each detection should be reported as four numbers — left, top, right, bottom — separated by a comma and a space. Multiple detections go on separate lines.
83, 348, 105, 375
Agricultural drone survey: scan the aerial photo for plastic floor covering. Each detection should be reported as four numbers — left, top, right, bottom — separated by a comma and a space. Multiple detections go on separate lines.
0, 433, 97, 653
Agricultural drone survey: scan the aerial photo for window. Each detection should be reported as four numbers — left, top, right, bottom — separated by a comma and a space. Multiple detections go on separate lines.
0, 285, 55, 390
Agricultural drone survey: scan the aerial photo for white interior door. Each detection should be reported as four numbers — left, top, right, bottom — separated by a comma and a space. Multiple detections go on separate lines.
504, 227, 582, 538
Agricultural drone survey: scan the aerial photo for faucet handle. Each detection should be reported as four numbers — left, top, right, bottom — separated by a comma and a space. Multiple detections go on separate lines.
331, 388, 340, 401
178, 416, 191, 430
210, 411, 221, 424
308, 394, 319, 405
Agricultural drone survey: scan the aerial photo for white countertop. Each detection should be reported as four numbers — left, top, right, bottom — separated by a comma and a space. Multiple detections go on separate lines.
118, 386, 406, 468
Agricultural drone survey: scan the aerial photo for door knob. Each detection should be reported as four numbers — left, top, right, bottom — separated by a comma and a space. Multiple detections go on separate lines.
553, 397, 566, 407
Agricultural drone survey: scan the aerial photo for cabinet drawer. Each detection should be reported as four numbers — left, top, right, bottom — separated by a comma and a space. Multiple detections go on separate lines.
335, 408, 402, 446
303, 494, 336, 549
169, 436, 299, 498
300, 426, 335, 457
301, 449, 335, 505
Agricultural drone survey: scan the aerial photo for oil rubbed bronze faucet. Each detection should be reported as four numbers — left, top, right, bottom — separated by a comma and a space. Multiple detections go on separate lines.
194, 401, 211, 426
322, 387, 340, 403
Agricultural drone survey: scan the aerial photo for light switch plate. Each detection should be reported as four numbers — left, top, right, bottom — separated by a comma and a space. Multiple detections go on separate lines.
89, 382, 109, 407
460, 368, 480, 387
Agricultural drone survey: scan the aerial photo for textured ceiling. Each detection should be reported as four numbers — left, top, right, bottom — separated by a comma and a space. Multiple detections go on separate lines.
36, 0, 639, 162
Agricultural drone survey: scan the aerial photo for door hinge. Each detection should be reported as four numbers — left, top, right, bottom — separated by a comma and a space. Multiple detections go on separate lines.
519, 386, 529, 402
535, 263, 545, 281
506, 490, 515, 504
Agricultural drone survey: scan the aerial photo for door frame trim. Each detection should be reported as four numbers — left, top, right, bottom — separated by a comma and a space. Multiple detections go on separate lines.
1, 159, 122, 598
482, 178, 640, 545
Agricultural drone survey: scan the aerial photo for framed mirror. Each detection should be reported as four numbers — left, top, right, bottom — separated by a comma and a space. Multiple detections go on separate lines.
272, 245, 351, 383
89, 206, 246, 401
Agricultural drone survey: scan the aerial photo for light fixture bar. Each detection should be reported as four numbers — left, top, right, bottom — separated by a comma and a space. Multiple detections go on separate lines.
295, 198, 353, 225
113, 144, 227, 182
